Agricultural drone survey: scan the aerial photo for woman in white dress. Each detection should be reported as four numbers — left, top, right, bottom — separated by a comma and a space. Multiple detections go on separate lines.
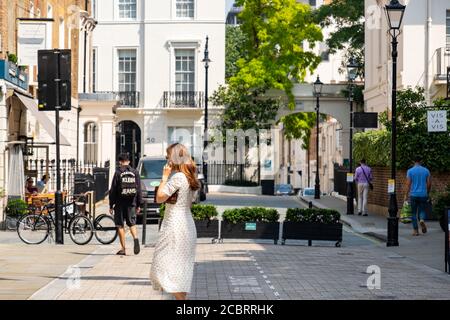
150, 143, 200, 300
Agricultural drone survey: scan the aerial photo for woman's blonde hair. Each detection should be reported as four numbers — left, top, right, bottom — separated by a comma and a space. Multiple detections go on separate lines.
166, 143, 200, 191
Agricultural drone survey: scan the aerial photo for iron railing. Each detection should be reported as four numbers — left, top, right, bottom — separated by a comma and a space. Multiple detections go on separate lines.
207, 161, 260, 186
24, 159, 110, 202
79, 91, 140, 108
163, 91, 204, 108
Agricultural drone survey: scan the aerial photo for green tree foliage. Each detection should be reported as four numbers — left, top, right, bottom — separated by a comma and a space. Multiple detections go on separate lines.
225, 25, 247, 81
314, 0, 364, 75
230, 0, 322, 107
353, 87, 450, 171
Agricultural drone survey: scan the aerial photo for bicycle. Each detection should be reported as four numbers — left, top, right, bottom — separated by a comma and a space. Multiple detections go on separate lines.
71, 195, 118, 245
17, 201, 94, 245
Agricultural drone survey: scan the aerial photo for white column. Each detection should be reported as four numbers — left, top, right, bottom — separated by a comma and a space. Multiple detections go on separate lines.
0, 83, 9, 222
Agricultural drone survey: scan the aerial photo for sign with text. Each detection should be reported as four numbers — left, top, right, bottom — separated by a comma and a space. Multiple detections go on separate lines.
353, 112, 378, 128
18, 22, 48, 66
427, 110, 447, 132
388, 179, 395, 194
346, 173, 354, 183
245, 223, 257, 231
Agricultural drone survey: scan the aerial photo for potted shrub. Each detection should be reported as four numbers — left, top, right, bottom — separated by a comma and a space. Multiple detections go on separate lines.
5, 198, 28, 230
221, 207, 280, 244
282, 208, 343, 247
430, 186, 450, 232
159, 204, 219, 240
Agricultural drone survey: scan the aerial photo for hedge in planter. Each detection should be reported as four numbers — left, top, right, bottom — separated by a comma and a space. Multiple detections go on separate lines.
160, 204, 220, 239
221, 207, 280, 243
5, 198, 28, 231
283, 208, 343, 247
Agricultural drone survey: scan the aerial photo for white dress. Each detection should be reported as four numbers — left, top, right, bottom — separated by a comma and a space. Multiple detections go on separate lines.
150, 172, 197, 293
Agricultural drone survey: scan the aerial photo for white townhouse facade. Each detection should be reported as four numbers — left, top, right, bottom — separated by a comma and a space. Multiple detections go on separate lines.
365, 0, 450, 112
79, 0, 226, 173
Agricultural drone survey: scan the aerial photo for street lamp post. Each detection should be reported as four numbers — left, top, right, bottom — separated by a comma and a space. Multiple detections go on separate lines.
385, 0, 406, 247
346, 57, 359, 215
202, 36, 211, 192
313, 76, 323, 200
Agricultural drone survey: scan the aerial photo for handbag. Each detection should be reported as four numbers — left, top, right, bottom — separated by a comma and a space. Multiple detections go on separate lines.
154, 186, 178, 205
361, 167, 374, 190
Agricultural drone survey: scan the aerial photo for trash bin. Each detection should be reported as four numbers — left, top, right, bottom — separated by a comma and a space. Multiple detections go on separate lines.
74, 173, 95, 195
261, 180, 275, 195
93, 168, 110, 202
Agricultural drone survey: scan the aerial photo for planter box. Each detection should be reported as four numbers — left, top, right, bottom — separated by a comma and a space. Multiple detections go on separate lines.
195, 220, 219, 240
221, 221, 279, 244
282, 222, 343, 247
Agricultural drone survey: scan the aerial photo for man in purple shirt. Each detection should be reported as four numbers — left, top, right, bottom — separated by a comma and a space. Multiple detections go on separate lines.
354, 159, 373, 216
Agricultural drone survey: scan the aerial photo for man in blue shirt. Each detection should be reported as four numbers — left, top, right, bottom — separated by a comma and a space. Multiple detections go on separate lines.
405, 156, 431, 236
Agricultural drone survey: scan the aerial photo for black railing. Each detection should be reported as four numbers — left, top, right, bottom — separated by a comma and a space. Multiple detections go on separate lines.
24, 159, 110, 202
79, 91, 140, 108
163, 91, 204, 108
207, 161, 260, 186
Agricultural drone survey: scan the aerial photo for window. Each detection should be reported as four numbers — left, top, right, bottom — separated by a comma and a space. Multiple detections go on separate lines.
175, 49, 195, 93
168, 127, 194, 155
309, 0, 317, 7
118, 0, 136, 19
84, 122, 98, 163
118, 49, 136, 92
176, 0, 194, 18
29, 1, 34, 18
92, 0, 97, 19
92, 48, 97, 92
447, 10, 450, 48
59, 18, 65, 49
320, 42, 330, 61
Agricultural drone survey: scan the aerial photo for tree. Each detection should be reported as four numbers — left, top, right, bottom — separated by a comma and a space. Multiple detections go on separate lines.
354, 87, 450, 171
230, 0, 323, 108
225, 25, 247, 81
314, 0, 365, 75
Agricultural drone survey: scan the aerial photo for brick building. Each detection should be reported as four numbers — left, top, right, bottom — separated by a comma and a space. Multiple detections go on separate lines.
0, 0, 95, 222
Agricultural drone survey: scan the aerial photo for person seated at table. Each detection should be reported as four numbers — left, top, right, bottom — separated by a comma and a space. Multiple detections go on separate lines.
37, 174, 49, 193
25, 177, 39, 196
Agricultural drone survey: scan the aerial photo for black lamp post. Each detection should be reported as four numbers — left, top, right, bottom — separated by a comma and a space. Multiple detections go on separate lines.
202, 36, 211, 192
346, 57, 359, 215
313, 75, 323, 199
385, 0, 406, 247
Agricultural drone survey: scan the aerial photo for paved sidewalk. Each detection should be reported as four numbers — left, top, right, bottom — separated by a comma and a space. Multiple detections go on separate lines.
299, 196, 447, 273
29, 240, 450, 300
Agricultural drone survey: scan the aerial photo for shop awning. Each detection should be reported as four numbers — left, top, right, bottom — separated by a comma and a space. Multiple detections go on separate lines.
14, 92, 71, 146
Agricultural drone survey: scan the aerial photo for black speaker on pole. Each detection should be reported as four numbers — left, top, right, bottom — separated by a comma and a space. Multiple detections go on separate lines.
38, 49, 71, 111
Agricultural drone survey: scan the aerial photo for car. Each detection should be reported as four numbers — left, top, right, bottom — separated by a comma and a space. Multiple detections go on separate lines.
275, 184, 295, 196
137, 156, 207, 212
301, 187, 316, 197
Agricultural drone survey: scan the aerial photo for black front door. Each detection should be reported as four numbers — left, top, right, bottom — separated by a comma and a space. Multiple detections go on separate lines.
116, 121, 141, 168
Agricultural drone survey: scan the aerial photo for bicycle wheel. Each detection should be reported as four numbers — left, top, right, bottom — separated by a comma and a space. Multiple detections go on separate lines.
94, 214, 118, 245
17, 214, 50, 245
69, 215, 94, 245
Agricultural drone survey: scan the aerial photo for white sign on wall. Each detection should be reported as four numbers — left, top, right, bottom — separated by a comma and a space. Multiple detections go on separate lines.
17, 22, 48, 66
427, 110, 447, 132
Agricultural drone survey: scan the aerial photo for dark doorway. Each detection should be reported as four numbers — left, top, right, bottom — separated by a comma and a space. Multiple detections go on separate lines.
116, 121, 141, 168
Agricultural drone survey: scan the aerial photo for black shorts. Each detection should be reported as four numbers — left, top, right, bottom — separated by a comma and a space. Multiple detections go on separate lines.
114, 205, 137, 227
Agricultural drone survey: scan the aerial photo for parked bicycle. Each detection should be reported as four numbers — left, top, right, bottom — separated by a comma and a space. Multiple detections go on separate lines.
17, 195, 117, 245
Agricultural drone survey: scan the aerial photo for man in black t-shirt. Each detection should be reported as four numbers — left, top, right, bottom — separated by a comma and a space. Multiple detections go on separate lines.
109, 153, 142, 256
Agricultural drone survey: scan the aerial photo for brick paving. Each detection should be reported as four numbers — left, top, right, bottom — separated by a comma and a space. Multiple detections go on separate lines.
29, 241, 450, 300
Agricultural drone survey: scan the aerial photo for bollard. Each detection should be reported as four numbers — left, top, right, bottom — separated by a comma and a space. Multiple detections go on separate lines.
309, 201, 313, 209
142, 202, 147, 245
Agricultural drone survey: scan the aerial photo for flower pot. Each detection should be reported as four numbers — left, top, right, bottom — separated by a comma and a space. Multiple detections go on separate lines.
221, 221, 279, 244
194, 219, 219, 240
282, 222, 343, 247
